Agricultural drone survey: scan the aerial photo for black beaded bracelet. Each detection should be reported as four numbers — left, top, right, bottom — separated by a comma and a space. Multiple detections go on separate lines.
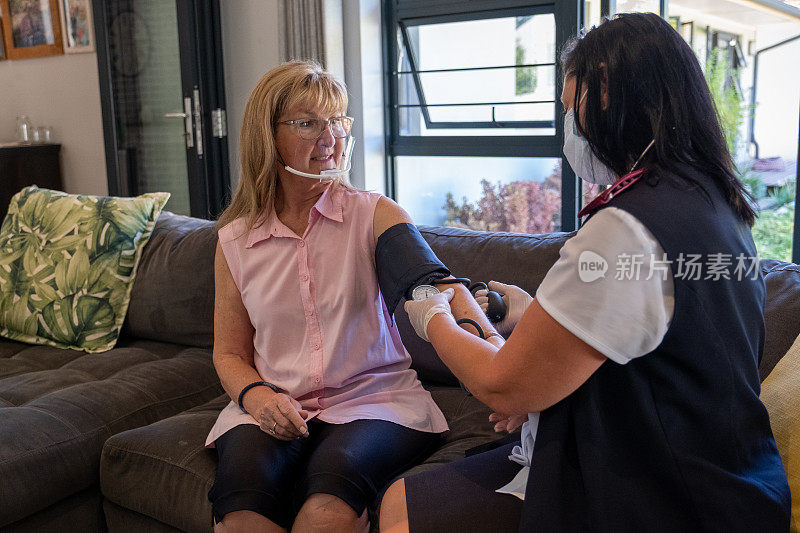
238, 381, 279, 413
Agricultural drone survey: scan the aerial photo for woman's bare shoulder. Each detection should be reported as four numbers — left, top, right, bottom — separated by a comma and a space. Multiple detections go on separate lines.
373, 196, 413, 240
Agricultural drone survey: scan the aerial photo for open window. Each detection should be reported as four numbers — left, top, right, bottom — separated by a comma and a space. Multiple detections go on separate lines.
396, 8, 557, 136
384, 0, 581, 231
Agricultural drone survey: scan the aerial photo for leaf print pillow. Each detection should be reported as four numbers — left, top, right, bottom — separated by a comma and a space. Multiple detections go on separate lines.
0, 186, 170, 352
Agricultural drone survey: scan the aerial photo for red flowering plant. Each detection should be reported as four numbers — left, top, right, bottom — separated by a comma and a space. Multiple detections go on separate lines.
443, 161, 601, 234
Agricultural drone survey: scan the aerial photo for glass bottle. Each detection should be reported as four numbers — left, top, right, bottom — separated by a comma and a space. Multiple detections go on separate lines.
16, 115, 31, 143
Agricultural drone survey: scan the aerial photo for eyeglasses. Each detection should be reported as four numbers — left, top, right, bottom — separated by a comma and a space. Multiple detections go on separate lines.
278, 116, 354, 140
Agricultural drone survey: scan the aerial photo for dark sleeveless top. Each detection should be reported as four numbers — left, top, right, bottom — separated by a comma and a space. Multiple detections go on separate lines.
520, 165, 790, 532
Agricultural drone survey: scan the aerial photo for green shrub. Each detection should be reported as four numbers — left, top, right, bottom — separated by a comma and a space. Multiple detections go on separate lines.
752, 207, 794, 261
738, 166, 766, 201
768, 183, 796, 208
704, 48, 746, 158
515, 40, 537, 95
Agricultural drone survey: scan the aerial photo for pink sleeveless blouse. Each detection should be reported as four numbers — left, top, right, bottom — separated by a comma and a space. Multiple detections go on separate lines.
205, 183, 448, 446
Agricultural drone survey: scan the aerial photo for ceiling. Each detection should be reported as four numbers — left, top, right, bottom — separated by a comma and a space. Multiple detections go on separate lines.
671, 0, 800, 27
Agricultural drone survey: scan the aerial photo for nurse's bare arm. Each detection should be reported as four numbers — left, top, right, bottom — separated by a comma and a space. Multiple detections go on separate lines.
213, 242, 307, 438
425, 298, 607, 415
372, 196, 501, 347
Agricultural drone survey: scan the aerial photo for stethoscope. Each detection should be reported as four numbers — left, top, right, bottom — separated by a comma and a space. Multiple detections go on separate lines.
426, 278, 507, 339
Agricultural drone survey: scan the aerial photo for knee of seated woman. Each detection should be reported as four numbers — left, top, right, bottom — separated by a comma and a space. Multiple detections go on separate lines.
214, 510, 281, 532
378, 479, 408, 531
298, 493, 359, 528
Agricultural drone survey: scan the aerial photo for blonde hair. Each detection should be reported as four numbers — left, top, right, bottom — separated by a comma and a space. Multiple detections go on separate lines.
217, 60, 351, 231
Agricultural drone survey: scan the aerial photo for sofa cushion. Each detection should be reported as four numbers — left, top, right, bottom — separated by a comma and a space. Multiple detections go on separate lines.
403, 388, 499, 472
760, 259, 800, 380
101, 394, 226, 532
0, 338, 222, 527
104, 499, 185, 532
100, 388, 499, 532
123, 211, 217, 348
760, 332, 800, 532
0, 186, 169, 352
397, 226, 575, 385
1, 487, 105, 533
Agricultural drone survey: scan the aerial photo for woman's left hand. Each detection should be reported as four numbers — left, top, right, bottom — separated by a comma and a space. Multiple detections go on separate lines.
403, 288, 455, 342
489, 412, 527, 433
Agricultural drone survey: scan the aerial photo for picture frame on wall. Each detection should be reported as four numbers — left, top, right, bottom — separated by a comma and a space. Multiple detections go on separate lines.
60, 0, 92, 53
0, 0, 63, 60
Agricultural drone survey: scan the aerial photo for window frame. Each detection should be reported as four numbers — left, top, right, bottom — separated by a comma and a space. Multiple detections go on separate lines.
382, 0, 582, 231
395, 4, 557, 131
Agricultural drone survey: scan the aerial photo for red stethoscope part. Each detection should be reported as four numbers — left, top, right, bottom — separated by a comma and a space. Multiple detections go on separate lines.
577, 168, 645, 219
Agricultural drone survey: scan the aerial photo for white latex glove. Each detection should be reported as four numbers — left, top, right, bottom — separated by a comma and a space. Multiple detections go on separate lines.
474, 281, 533, 337
403, 288, 455, 342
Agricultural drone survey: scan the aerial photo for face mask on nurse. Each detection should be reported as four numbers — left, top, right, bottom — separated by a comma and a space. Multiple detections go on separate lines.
563, 91, 618, 186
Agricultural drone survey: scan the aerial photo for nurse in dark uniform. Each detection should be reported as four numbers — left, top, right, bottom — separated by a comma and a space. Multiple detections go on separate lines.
380, 13, 790, 533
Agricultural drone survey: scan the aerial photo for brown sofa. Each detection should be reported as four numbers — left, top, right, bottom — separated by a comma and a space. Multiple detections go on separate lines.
1, 212, 796, 532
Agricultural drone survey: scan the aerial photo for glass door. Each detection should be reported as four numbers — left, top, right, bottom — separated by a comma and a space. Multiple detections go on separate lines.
93, 0, 229, 219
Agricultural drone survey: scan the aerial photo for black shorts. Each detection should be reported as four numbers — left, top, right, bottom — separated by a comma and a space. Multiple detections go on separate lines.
404, 441, 524, 533
208, 419, 441, 529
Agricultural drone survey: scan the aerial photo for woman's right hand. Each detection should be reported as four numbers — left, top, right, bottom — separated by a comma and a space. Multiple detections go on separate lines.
244, 387, 310, 440
489, 412, 527, 433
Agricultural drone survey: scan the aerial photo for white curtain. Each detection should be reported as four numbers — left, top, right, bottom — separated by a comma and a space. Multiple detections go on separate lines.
278, 0, 326, 65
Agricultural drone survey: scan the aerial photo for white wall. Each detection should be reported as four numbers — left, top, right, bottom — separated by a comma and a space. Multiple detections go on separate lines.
342, 0, 386, 194
219, 0, 282, 189
0, 52, 107, 195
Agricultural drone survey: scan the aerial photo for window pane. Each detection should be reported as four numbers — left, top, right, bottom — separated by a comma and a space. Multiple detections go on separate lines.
395, 156, 562, 233
584, 0, 603, 27
404, 15, 556, 70
749, 42, 798, 261
398, 66, 556, 108
396, 13, 556, 136
614, 0, 659, 14
669, 1, 800, 260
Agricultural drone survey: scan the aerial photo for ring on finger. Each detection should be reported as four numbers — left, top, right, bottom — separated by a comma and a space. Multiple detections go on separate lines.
271, 421, 278, 433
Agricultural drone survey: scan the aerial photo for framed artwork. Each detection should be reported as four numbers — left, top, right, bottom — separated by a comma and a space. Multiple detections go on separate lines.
60, 0, 92, 53
0, 0, 63, 59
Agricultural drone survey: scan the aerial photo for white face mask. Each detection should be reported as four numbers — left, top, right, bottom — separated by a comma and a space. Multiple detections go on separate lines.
563, 91, 656, 186
563, 106, 618, 186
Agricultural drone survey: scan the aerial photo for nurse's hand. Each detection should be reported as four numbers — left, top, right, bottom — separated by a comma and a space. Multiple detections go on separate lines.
403, 288, 455, 342
475, 281, 533, 337
489, 412, 527, 433
246, 388, 310, 440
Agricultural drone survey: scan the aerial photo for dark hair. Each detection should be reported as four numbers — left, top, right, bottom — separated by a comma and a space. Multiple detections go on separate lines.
561, 12, 755, 226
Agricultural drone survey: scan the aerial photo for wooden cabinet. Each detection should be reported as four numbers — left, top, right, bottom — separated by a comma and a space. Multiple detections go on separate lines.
0, 143, 63, 221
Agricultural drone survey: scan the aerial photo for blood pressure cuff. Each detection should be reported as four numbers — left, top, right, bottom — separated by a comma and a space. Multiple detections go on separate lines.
375, 223, 450, 314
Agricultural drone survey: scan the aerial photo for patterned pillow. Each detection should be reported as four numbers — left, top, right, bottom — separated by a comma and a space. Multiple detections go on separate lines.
0, 186, 170, 352
761, 332, 800, 532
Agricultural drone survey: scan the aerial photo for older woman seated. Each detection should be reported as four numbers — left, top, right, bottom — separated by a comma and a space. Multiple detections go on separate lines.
205, 61, 449, 532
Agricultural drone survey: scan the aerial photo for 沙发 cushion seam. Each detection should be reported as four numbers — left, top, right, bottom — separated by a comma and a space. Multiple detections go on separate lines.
102, 442, 211, 482
0, 382, 221, 467
763, 265, 800, 274
5, 369, 101, 407
101, 449, 212, 530
420, 229, 575, 242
